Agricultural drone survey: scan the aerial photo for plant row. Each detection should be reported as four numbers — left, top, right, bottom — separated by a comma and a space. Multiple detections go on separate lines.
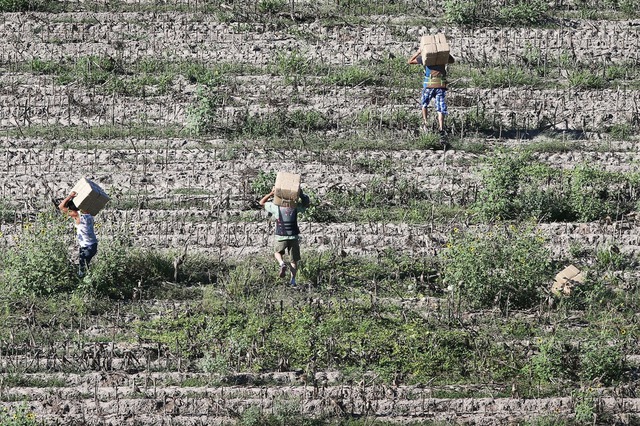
11, 53, 640, 96
1, 0, 637, 22
2, 152, 637, 225
0, 218, 637, 391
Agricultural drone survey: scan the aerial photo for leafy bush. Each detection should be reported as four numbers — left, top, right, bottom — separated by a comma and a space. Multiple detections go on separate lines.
444, 0, 481, 26
323, 66, 377, 86
608, 123, 633, 140
443, 225, 552, 311
498, 0, 549, 26
258, 0, 286, 15
568, 165, 620, 222
250, 170, 278, 197
79, 236, 140, 299
0, 213, 74, 296
579, 339, 625, 385
186, 86, 220, 135
0, 403, 39, 425
0, 0, 42, 11
522, 338, 578, 383
475, 153, 640, 222
569, 70, 604, 89
444, 0, 549, 26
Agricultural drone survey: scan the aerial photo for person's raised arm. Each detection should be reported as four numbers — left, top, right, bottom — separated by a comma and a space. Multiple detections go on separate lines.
259, 188, 275, 206
408, 50, 421, 65
59, 191, 80, 222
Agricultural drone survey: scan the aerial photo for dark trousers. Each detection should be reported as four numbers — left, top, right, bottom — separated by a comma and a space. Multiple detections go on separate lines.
79, 243, 98, 277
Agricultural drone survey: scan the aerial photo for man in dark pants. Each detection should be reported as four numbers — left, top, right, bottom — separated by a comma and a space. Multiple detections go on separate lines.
58, 191, 98, 277
259, 188, 310, 286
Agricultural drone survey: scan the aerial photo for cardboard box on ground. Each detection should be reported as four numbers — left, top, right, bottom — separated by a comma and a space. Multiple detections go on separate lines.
420, 33, 450, 66
274, 171, 300, 208
551, 264, 584, 296
70, 177, 110, 216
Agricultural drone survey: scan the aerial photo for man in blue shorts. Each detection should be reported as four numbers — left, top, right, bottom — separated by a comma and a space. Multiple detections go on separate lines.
408, 48, 455, 145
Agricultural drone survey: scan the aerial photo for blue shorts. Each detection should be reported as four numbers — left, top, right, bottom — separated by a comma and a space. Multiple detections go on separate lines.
420, 88, 448, 114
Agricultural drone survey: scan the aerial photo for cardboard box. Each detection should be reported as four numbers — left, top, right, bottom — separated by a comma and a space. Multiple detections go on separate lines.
274, 171, 300, 207
70, 177, 110, 216
420, 33, 450, 66
551, 265, 584, 296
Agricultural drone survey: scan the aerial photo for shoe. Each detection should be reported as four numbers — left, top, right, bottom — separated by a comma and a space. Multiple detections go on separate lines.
290, 278, 297, 287
278, 263, 287, 278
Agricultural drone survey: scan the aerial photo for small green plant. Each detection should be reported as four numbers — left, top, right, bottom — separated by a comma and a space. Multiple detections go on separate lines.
258, 0, 286, 15
324, 66, 376, 87
522, 338, 578, 383
79, 236, 139, 299
579, 339, 625, 385
497, 0, 549, 26
250, 170, 277, 197
274, 50, 309, 82
569, 69, 604, 89
572, 388, 597, 423
443, 225, 552, 311
444, 0, 481, 26
620, 0, 638, 17
0, 403, 39, 425
0, 0, 41, 11
608, 123, 633, 140
472, 66, 534, 88
186, 86, 220, 135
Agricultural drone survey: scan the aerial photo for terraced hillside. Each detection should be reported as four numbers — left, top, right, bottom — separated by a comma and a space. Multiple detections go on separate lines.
1, 1, 640, 425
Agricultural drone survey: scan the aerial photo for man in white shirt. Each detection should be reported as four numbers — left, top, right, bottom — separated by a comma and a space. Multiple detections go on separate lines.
58, 191, 98, 278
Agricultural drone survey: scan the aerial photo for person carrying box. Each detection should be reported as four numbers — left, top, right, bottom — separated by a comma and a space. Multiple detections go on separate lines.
408, 36, 455, 148
58, 191, 98, 278
259, 187, 310, 287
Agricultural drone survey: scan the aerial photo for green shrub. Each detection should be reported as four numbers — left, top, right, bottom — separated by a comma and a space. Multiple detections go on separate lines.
274, 50, 309, 82
0, 212, 74, 296
0, 0, 41, 11
569, 165, 617, 222
79, 236, 139, 299
475, 154, 640, 222
608, 123, 633, 140
522, 338, 578, 383
186, 86, 220, 135
569, 70, 604, 89
443, 225, 552, 311
472, 66, 535, 88
324, 65, 376, 87
444, 0, 481, 26
0, 403, 39, 425
572, 388, 597, 423
620, 0, 638, 17
258, 0, 285, 15
250, 170, 278, 197
579, 339, 625, 385
498, 0, 549, 26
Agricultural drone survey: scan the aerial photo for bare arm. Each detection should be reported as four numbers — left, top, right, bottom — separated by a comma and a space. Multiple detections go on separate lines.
259, 188, 275, 206
408, 50, 421, 65
59, 192, 80, 223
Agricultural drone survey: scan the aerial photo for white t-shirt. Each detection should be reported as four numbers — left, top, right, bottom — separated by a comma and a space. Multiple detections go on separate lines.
75, 214, 98, 247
